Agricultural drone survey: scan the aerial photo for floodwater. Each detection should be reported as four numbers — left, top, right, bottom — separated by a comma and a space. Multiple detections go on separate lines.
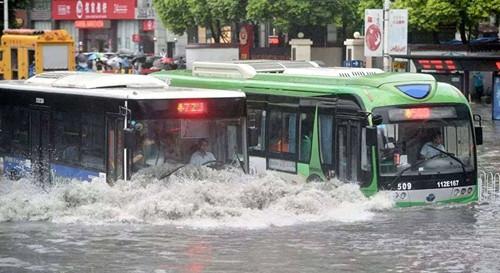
0, 104, 499, 273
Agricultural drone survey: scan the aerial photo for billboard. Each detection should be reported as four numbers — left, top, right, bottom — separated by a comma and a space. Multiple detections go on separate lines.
52, 0, 136, 20
388, 9, 408, 55
364, 9, 384, 57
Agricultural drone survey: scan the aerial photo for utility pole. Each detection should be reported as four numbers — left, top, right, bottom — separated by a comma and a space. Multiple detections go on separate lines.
2, 0, 8, 30
383, 0, 391, 72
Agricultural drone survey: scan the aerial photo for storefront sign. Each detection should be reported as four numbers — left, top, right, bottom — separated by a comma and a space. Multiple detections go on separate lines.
75, 20, 110, 28
142, 20, 155, 31
268, 35, 279, 45
52, 0, 135, 20
388, 9, 408, 55
364, 9, 383, 57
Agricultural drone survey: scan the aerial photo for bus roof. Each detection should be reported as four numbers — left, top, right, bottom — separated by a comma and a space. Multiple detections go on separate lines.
155, 67, 468, 111
0, 72, 245, 100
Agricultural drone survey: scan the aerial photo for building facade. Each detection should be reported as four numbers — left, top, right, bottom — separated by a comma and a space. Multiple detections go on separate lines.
49, 0, 155, 53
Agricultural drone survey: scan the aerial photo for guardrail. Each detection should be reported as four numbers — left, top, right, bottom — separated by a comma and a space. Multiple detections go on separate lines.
479, 170, 500, 201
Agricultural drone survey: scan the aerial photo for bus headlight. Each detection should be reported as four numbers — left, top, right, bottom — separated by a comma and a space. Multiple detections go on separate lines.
467, 187, 473, 194
461, 188, 467, 195
453, 188, 460, 196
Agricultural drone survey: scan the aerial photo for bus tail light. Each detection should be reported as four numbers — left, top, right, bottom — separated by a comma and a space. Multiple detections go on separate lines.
177, 101, 207, 114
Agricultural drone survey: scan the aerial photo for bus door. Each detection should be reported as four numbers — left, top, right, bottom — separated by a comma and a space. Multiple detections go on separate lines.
336, 117, 362, 182
266, 105, 299, 174
317, 107, 336, 179
30, 106, 51, 183
105, 113, 124, 183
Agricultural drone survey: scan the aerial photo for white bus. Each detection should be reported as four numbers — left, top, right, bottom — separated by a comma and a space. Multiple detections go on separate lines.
0, 72, 247, 183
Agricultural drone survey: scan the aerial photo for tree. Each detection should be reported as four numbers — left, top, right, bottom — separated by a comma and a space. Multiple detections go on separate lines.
359, 0, 500, 44
246, 0, 341, 32
0, 0, 31, 31
153, 0, 247, 43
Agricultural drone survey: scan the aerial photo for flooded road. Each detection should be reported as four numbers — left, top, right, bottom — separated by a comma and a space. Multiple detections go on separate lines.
0, 104, 499, 273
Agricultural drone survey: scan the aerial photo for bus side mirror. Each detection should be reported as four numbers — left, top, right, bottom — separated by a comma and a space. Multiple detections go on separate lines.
473, 114, 483, 145
366, 126, 377, 146
372, 114, 383, 126
124, 128, 136, 149
475, 127, 483, 145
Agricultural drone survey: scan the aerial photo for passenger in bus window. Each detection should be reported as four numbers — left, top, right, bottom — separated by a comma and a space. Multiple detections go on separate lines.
420, 131, 445, 159
163, 133, 181, 163
190, 139, 216, 166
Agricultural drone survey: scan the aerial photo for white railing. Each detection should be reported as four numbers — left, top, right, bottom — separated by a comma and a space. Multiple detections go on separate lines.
479, 170, 500, 201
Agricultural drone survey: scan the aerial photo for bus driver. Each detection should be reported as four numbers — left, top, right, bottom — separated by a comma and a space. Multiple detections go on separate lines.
190, 139, 216, 166
420, 131, 445, 159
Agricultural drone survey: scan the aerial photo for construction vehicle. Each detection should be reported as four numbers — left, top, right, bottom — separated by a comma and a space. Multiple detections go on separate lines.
0, 29, 75, 80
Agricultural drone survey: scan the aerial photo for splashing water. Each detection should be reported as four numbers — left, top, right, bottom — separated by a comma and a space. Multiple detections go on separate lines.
0, 165, 394, 228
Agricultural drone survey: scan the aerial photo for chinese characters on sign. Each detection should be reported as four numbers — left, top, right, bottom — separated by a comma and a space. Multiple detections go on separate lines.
52, 0, 135, 20
388, 9, 408, 55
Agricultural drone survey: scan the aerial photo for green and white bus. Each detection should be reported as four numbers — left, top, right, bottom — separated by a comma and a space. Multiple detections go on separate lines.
153, 61, 483, 207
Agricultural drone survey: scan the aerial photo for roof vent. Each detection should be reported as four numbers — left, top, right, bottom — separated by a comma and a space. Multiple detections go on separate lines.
283, 67, 384, 78
26, 72, 168, 89
192, 60, 319, 79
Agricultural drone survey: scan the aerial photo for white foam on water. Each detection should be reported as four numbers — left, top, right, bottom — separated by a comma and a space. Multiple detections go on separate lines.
0, 165, 394, 228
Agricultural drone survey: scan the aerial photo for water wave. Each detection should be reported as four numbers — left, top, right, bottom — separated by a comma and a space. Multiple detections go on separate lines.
0, 165, 394, 228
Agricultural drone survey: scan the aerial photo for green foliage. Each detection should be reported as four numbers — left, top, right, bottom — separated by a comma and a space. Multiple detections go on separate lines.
153, 0, 247, 41
359, 0, 500, 42
246, 0, 341, 31
0, 0, 32, 30
392, 0, 456, 32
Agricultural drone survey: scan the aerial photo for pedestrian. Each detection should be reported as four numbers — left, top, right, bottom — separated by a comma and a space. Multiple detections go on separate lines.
473, 71, 484, 103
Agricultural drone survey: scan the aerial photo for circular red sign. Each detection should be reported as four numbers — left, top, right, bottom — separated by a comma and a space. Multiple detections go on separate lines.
365, 24, 382, 51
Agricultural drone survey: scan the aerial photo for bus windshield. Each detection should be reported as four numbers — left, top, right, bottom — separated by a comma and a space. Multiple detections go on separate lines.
374, 105, 475, 176
130, 117, 246, 174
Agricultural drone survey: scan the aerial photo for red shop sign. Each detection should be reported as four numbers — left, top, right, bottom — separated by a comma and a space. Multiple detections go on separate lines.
52, 0, 135, 20
75, 20, 108, 28
142, 20, 155, 31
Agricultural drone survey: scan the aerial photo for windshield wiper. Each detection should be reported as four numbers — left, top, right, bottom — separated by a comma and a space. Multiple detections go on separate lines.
389, 155, 437, 189
158, 164, 186, 180
389, 146, 468, 190
427, 145, 468, 178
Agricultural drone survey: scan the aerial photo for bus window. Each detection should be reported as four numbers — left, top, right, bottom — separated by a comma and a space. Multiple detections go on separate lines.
11, 48, 18, 79
248, 109, 266, 152
319, 114, 334, 165
361, 128, 372, 183
338, 125, 347, 180
269, 110, 297, 154
54, 112, 81, 164
350, 125, 359, 182
81, 113, 105, 171
0, 107, 9, 154
11, 107, 30, 156
28, 50, 36, 77
130, 117, 246, 174
299, 112, 314, 162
